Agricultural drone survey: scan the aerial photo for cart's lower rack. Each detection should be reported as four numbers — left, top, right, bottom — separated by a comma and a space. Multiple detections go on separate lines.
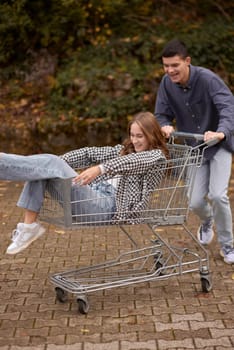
50, 240, 212, 295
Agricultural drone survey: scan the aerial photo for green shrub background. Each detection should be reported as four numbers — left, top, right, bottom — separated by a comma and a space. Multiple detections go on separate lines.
0, 0, 233, 151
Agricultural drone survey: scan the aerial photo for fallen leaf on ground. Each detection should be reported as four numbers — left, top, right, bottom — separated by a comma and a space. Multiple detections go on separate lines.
54, 230, 65, 234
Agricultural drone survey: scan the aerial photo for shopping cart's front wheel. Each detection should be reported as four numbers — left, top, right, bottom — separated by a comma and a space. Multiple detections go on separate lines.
201, 277, 212, 293
154, 253, 165, 276
55, 287, 68, 303
200, 267, 212, 293
77, 295, 90, 314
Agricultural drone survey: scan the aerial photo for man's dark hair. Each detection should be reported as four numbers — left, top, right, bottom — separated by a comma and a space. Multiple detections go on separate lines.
161, 39, 189, 59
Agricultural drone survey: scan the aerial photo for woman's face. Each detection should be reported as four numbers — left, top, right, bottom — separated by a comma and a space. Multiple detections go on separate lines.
130, 122, 150, 152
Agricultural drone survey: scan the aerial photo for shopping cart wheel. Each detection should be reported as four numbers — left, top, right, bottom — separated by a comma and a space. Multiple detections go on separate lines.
154, 253, 165, 275
201, 277, 212, 293
200, 267, 212, 292
55, 287, 68, 303
77, 296, 90, 314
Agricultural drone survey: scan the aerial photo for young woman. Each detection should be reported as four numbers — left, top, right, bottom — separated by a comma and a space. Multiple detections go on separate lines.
0, 111, 168, 255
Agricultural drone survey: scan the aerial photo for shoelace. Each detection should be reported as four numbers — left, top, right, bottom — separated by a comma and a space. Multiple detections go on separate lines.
202, 220, 213, 232
11, 229, 20, 242
223, 245, 234, 255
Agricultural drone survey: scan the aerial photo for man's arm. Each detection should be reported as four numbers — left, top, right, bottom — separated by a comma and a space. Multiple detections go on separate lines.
155, 77, 175, 138
204, 131, 225, 142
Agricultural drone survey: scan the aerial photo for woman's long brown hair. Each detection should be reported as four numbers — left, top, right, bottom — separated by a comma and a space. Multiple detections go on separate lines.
120, 111, 169, 158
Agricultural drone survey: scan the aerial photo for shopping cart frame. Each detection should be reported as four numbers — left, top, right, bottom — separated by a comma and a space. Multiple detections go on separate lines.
39, 133, 218, 314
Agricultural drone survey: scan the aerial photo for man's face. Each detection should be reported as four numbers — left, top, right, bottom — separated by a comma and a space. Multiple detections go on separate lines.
162, 55, 191, 86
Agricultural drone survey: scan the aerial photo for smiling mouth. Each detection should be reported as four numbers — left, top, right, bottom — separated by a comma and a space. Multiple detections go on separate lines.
170, 74, 178, 79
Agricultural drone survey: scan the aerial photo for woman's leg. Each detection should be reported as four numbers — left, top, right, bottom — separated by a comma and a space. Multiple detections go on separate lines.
24, 210, 38, 224
17, 179, 47, 212
71, 181, 116, 224
1, 153, 77, 254
6, 180, 48, 255
0, 153, 77, 181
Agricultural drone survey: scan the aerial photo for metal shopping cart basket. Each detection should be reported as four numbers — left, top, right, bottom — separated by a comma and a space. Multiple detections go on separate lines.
39, 132, 218, 314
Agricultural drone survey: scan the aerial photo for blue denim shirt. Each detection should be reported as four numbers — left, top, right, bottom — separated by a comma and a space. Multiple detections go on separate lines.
155, 64, 234, 158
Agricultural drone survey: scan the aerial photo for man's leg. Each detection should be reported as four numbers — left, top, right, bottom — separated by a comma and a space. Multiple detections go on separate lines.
189, 160, 214, 245
208, 147, 233, 248
190, 147, 234, 264
189, 160, 213, 221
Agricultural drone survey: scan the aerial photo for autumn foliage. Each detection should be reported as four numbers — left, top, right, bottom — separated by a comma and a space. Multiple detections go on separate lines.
0, 0, 234, 153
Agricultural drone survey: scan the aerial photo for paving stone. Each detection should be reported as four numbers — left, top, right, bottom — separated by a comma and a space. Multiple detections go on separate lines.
0, 181, 234, 349
0, 337, 30, 347
138, 330, 174, 341
66, 333, 101, 344
47, 345, 82, 350
174, 328, 210, 340
171, 312, 204, 322
190, 319, 225, 330
83, 342, 118, 350
102, 332, 137, 343
157, 338, 195, 349
121, 340, 157, 350
209, 328, 234, 338
10, 346, 45, 350
195, 336, 232, 348
155, 321, 189, 332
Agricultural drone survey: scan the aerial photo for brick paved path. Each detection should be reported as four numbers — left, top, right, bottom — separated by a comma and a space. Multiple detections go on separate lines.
0, 180, 233, 350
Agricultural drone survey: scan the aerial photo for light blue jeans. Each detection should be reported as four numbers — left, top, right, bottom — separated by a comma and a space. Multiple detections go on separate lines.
189, 147, 233, 248
0, 153, 116, 222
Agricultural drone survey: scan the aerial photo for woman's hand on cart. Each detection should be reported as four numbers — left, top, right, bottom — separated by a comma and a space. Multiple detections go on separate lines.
73, 165, 101, 186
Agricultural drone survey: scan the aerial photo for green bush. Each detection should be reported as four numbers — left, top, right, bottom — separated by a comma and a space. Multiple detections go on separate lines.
0, 0, 234, 145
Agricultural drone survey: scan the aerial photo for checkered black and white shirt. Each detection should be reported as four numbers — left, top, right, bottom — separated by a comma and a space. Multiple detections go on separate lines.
61, 145, 166, 223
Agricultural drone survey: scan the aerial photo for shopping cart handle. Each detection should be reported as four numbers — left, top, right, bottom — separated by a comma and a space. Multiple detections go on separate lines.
204, 137, 220, 147
171, 131, 220, 147
171, 131, 204, 141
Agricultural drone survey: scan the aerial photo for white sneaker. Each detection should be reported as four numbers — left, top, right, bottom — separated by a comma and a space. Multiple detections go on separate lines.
6, 222, 46, 254
197, 218, 214, 245
220, 245, 234, 264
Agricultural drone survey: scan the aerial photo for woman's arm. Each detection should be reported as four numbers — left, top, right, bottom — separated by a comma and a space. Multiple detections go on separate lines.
102, 149, 166, 176
66, 148, 165, 186
60, 145, 122, 169
73, 165, 102, 185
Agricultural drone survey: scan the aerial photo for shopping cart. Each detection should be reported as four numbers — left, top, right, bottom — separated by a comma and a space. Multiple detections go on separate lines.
39, 132, 218, 314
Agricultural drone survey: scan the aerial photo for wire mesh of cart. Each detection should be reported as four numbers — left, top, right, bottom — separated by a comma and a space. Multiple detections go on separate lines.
39, 133, 217, 314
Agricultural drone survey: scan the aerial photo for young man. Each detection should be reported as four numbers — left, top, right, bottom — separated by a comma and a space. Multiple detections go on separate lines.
155, 38, 234, 264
